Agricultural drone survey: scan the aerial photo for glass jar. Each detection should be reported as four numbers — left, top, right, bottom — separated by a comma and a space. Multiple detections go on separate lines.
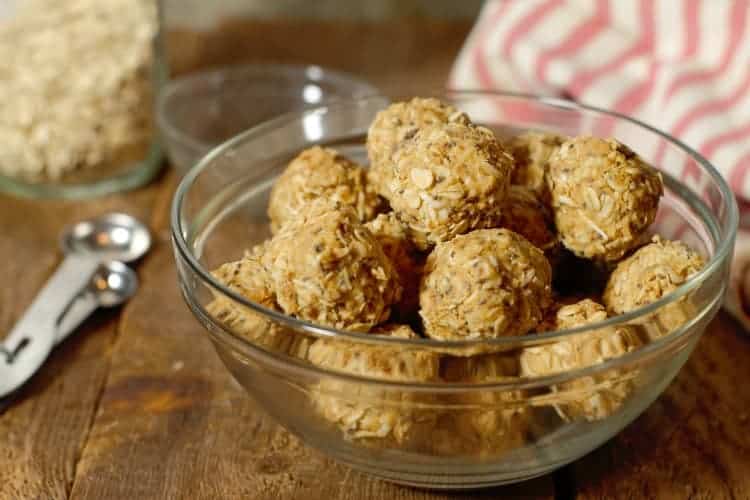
0, 0, 164, 198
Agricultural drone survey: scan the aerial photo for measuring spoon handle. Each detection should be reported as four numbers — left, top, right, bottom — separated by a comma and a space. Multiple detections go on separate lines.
55, 288, 99, 344
0, 255, 99, 398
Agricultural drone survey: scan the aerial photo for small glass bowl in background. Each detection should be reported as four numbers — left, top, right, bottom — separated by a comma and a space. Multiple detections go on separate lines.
156, 64, 378, 175
171, 92, 737, 488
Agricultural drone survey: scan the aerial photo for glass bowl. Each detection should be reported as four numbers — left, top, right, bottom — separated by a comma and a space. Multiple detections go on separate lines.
171, 92, 737, 489
156, 63, 377, 176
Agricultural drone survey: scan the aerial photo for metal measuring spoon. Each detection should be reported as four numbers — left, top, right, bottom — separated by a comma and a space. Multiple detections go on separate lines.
55, 261, 139, 344
0, 213, 150, 398
0, 262, 138, 413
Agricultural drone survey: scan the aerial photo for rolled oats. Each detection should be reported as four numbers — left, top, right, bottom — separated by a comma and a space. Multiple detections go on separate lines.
547, 137, 663, 261
604, 235, 705, 314
207, 256, 311, 359
268, 146, 384, 234
210, 255, 276, 308
371, 323, 421, 338
263, 201, 401, 331
307, 326, 440, 448
388, 123, 514, 250
519, 299, 643, 421
420, 228, 552, 340
0, 0, 156, 181
366, 97, 470, 199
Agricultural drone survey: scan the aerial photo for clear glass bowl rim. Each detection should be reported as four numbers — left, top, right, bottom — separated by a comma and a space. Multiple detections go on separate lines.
171, 90, 738, 388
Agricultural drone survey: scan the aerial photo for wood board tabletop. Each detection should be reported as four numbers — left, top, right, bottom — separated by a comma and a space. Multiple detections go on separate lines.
1, 18, 750, 500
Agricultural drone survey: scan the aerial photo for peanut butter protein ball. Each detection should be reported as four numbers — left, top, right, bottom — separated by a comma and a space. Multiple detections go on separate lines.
435, 353, 528, 456
388, 123, 514, 250
519, 299, 643, 421
507, 131, 566, 196
262, 201, 401, 331
366, 97, 470, 198
268, 146, 383, 233
547, 136, 663, 261
207, 255, 312, 359
603, 236, 705, 314
308, 324, 440, 448
210, 254, 276, 309
419, 228, 553, 340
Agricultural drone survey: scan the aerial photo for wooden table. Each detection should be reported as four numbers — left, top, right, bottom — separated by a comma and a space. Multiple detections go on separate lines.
2, 18, 750, 500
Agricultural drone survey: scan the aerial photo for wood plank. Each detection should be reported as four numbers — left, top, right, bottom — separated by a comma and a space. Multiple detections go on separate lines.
0, 178, 164, 500
572, 311, 750, 499
69, 179, 554, 499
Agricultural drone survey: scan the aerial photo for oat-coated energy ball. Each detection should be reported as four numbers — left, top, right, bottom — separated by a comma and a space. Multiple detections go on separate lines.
499, 186, 559, 255
547, 136, 663, 261
207, 256, 312, 358
267, 146, 383, 233
262, 201, 401, 331
365, 212, 424, 319
420, 228, 553, 340
435, 353, 528, 456
519, 299, 643, 421
553, 298, 609, 328
534, 294, 608, 333
603, 235, 705, 314
388, 123, 514, 250
507, 131, 566, 196
366, 97, 470, 199
307, 325, 440, 448
371, 322, 421, 338
210, 254, 276, 308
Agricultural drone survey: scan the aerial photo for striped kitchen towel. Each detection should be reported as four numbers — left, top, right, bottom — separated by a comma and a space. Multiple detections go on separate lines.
451, 0, 750, 329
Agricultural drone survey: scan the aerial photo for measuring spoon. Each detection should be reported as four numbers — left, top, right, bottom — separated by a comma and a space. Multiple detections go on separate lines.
0, 213, 151, 398
55, 261, 139, 344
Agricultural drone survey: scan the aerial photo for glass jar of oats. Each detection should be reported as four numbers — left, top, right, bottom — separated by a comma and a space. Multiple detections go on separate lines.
0, 0, 163, 198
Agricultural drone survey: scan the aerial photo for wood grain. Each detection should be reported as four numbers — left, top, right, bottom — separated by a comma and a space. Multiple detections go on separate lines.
0, 180, 162, 500
573, 313, 750, 500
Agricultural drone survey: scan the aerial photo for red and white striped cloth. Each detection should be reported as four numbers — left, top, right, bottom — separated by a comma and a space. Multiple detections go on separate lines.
450, 0, 750, 329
